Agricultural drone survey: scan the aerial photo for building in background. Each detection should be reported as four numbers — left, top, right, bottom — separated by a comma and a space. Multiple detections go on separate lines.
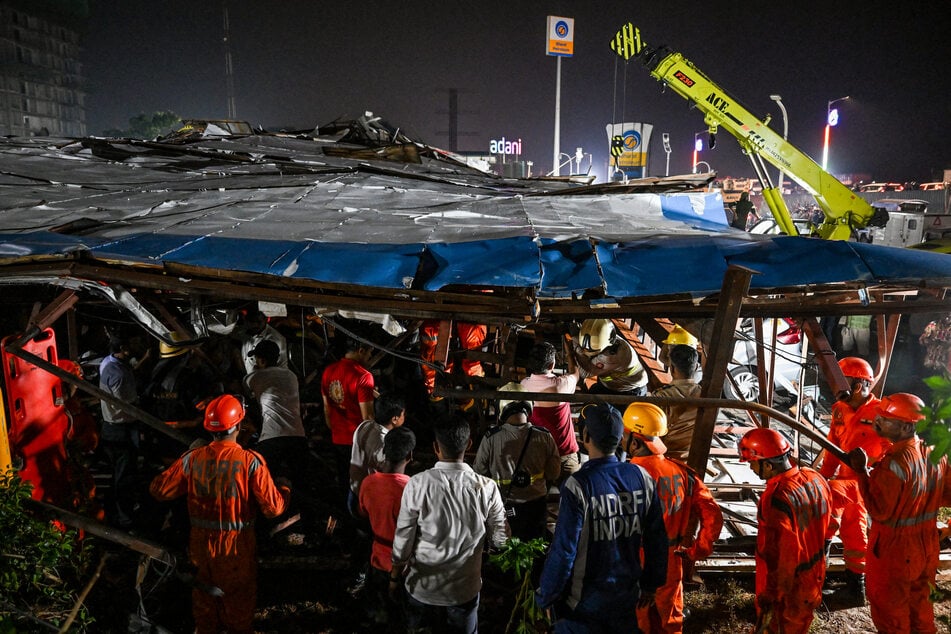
0, 0, 87, 137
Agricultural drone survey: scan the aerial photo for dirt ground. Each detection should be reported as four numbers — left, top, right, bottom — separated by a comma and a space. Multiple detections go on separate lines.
82, 541, 951, 633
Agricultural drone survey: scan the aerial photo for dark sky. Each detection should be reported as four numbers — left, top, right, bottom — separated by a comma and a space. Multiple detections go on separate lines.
81, 1, 950, 184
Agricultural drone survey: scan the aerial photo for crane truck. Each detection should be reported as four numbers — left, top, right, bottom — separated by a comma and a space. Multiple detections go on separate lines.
610, 23, 888, 240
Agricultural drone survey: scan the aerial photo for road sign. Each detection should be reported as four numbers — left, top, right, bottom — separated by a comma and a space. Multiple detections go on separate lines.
547, 16, 574, 57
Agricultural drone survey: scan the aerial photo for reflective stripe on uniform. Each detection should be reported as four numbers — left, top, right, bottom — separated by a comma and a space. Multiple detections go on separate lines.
190, 517, 254, 531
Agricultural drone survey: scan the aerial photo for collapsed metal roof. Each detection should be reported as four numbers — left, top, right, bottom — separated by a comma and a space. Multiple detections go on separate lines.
0, 117, 950, 322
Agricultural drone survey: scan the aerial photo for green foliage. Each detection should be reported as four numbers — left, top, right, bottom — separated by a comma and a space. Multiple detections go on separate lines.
0, 472, 94, 631
918, 375, 951, 462
102, 111, 181, 139
489, 537, 550, 634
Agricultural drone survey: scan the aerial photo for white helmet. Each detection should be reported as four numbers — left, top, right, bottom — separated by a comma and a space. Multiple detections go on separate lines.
579, 319, 615, 352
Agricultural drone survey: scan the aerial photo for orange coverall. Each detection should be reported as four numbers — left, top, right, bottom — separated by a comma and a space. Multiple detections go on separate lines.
819, 396, 889, 573
630, 454, 723, 633
858, 437, 951, 634
419, 320, 486, 393
150, 441, 287, 634
755, 465, 831, 634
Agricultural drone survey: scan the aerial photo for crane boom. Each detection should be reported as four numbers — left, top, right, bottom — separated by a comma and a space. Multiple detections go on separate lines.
612, 24, 887, 240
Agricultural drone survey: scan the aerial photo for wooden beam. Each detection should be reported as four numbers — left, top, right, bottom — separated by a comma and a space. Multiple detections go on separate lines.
689, 266, 755, 475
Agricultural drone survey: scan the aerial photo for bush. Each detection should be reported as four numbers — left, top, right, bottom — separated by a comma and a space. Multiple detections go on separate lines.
0, 472, 95, 631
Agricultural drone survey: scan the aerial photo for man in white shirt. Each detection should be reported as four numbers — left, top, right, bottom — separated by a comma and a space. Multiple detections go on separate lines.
391, 416, 509, 633
244, 339, 306, 531
240, 309, 288, 374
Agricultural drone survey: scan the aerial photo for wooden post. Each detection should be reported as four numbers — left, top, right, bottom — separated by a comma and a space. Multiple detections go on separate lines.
688, 266, 755, 475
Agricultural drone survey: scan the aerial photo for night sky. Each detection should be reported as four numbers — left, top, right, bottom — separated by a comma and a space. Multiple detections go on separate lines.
80, 1, 950, 184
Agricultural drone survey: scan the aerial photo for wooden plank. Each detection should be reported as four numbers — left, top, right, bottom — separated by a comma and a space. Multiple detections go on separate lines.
689, 266, 754, 475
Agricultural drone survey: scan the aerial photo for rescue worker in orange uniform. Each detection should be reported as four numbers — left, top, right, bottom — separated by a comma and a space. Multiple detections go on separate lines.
150, 395, 288, 634
621, 403, 723, 634
848, 393, 951, 634
419, 320, 486, 395
739, 428, 831, 634
817, 356, 889, 601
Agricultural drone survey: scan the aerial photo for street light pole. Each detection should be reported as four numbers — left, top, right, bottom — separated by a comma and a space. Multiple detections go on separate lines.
692, 131, 704, 174
821, 95, 850, 171
769, 95, 788, 195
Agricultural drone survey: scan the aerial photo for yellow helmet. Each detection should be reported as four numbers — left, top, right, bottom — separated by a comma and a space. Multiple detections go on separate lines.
578, 319, 615, 351
662, 325, 698, 348
622, 402, 668, 437
159, 332, 194, 359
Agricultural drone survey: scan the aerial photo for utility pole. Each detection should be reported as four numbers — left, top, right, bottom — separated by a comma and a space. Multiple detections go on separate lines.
435, 88, 477, 152
223, 2, 236, 119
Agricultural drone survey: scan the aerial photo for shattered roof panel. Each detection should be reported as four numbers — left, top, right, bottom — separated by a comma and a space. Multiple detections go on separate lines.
0, 135, 949, 302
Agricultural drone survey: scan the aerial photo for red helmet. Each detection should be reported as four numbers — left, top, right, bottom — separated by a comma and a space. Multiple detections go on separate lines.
876, 393, 925, 424
203, 394, 245, 433
56, 359, 83, 378
838, 357, 874, 381
738, 428, 791, 462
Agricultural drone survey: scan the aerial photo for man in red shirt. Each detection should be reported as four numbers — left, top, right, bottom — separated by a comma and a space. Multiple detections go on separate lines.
622, 403, 723, 634
817, 356, 888, 601
359, 426, 416, 625
321, 336, 376, 495
739, 428, 831, 634
849, 393, 951, 634
150, 395, 288, 634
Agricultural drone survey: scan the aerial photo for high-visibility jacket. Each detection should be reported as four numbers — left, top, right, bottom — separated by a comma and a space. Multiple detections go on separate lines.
151, 440, 286, 634
420, 321, 487, 392
631, 454, 723, 634
859, 437, 951, 634
818, 396, 889, 573
820, 396, 887, 480
755, 466, 831, 634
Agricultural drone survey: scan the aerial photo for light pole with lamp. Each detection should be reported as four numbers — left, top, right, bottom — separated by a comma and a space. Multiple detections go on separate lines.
662, 133, 671, 177
692, 131, 705, 174
821, 95, 850, 171
769, 95, 788, 194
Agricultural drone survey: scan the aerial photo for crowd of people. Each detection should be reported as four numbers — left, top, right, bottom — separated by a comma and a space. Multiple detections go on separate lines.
50, 312, 951, 633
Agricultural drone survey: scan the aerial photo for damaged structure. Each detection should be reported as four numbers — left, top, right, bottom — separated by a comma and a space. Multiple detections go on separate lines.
1, 114, 951, 577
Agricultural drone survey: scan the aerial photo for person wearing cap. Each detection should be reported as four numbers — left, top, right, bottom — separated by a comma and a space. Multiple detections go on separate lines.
473, 389, 560, 540
150, 394, 289, 634
817, 356, 888, 602
520, 341, 582, 482
848, 393, 951, 634
651, 344, 702, 462
239, 308, 288, 374
621, 403, 722, 634
536, 403, 667, 632
738, 427, 831, 634
244, 339, 307, 525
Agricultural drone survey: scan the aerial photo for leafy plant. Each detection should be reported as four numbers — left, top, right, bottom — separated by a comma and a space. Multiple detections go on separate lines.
488, 536, 550, 634
0, 472, 95, 631
918, 375, 951, 462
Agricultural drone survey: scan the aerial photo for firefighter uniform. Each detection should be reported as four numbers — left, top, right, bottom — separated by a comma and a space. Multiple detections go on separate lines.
755, 464, 831, 633
819, 396, 888, 574
623, 402, 723, 634
859, 436, 950, 633
419, 320, 486, 393
151, 402, 287, 634
630, 453, 722, 633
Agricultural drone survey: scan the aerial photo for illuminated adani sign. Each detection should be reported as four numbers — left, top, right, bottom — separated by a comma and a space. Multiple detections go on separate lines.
546, 16, 574, 57
489, 136, 522, 156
